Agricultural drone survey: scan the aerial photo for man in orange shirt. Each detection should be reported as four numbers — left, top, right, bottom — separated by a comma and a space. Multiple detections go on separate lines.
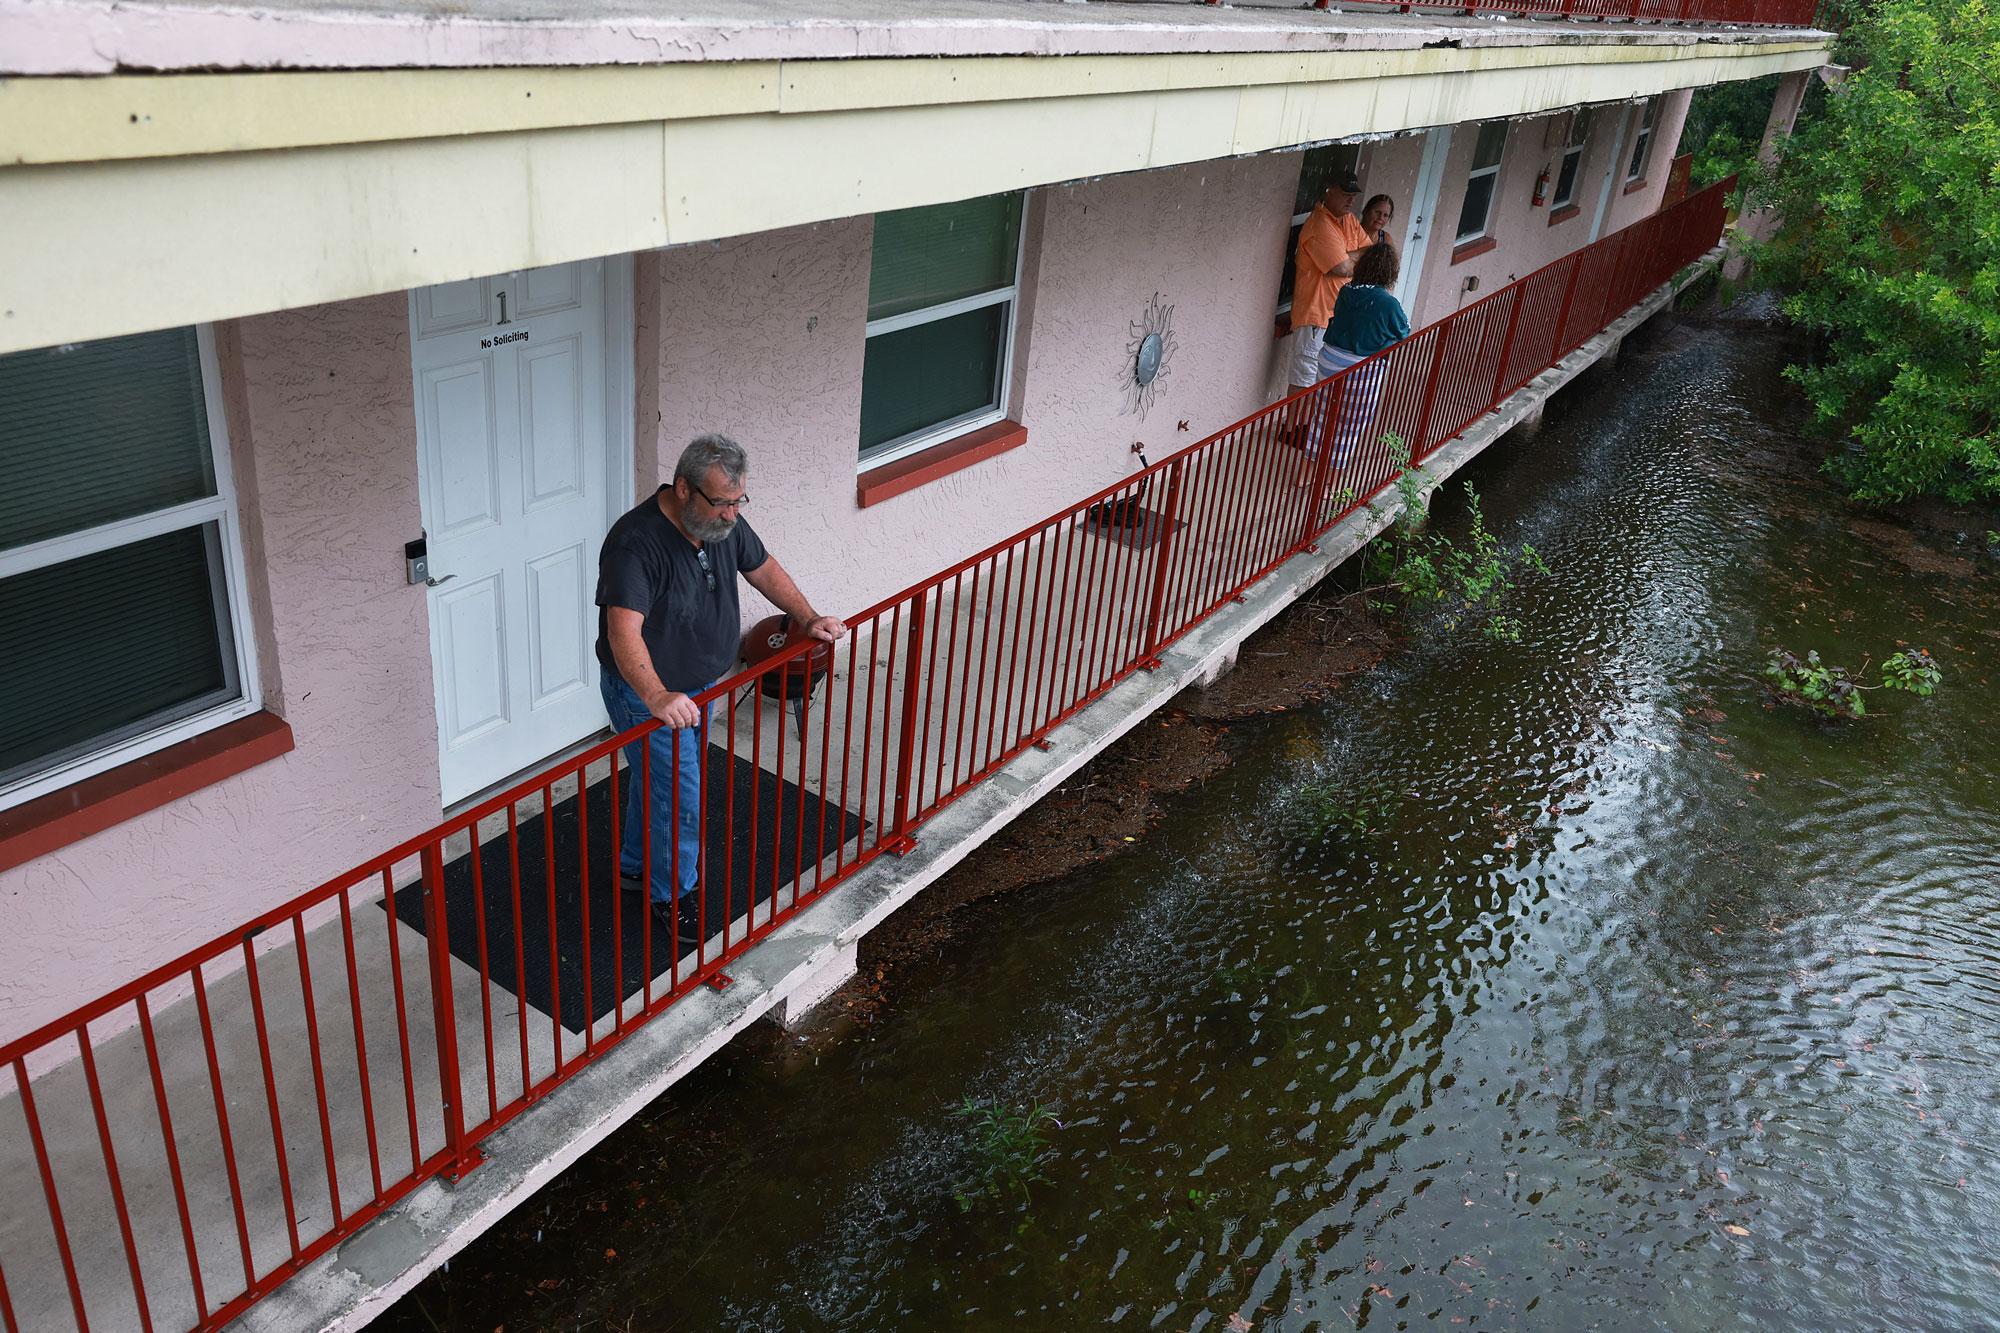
1286, 169, 1376, 397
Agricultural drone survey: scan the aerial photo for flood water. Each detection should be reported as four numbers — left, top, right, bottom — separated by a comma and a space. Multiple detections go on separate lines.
388, 312, 2000, 1332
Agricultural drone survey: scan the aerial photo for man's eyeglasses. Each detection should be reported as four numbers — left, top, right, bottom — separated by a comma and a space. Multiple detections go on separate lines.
695, 546, 716, 592
693, 485, 750, 512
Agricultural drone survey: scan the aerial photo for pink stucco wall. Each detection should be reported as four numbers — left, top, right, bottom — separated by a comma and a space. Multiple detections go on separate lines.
1408, 93, 1692, 329
1601, 90, 1694, 237
3, 155, 1301, 1037
650, 153, 1299, 620
0, 294, 442, 1046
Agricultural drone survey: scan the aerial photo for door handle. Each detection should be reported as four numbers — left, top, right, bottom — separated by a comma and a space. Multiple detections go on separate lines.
426, 574, 457, 587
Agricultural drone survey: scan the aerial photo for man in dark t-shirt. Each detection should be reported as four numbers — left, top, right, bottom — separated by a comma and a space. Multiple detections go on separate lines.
596, 434, 845, 955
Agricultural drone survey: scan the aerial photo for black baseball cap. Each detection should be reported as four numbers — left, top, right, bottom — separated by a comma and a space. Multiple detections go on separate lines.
1333, 170, 1362, 193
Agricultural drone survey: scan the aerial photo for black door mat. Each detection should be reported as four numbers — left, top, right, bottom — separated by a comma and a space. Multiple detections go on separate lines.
387, 745, 866, 1033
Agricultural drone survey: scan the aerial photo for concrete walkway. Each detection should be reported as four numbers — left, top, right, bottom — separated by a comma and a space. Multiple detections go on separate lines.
0, 261, 1709, 1333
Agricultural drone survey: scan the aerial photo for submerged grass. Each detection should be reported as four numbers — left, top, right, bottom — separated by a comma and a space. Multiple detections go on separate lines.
949, 1099, 1060, 1214
1286, 777, 1403, 841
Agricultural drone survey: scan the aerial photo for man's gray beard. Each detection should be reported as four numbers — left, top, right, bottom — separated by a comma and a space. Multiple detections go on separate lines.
685, 512, 737, 544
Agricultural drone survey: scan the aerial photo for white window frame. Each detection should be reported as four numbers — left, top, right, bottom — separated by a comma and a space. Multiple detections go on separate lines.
858, 193, 1030, 472
1626, 99, 1657, 184
1455, 122, 1510, 244
1553, 109, 1592, 210
0, 325, 262, 811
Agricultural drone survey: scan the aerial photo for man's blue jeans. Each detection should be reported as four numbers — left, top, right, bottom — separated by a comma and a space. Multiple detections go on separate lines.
600, 671, 712, 905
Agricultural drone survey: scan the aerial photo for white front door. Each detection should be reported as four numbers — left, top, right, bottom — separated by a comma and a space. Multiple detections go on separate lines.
411, 260, 613, 805
1399, 126, 1455, 321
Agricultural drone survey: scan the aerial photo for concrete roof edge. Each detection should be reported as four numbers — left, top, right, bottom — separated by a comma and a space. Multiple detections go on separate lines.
0, 0, 1832, 77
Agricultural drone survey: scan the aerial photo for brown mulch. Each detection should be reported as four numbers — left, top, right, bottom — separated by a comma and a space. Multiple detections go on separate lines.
763, 571, 1397, 1048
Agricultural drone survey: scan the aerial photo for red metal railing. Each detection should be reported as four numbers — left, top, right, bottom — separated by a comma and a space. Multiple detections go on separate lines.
1307, 0, 1821, 24
0, 177, 1733, 1333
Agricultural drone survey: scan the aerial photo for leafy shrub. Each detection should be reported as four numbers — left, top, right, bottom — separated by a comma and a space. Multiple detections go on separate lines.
1366, 436, 1552, 641
1880, 648, 1943, 695
1753, 0, 2000, 505
1762, 645, 1941, 718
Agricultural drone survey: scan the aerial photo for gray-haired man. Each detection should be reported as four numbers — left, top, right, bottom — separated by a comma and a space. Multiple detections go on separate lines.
595, 434, 846, 954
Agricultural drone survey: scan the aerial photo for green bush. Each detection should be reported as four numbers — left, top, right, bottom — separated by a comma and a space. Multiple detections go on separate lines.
1683, 74, 1782, 196
1753, 0, 2000, 505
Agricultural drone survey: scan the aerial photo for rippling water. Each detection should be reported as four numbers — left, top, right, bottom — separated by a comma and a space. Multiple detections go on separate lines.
391, 317, 2000, 1332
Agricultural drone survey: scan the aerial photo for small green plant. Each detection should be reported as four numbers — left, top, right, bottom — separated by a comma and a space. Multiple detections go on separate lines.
1763, 646, 1941, 719
1365, 435, 1550, 641
1149, 1187, 1226, 1236
950, 1099, 1059, 1213
1287, 777, 1401, 839
1880, 649, 1943, 696
1210, 956, 1278, 999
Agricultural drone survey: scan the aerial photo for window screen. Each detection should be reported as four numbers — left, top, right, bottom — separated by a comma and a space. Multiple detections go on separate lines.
0, 525, 237, 787
868, 195, 1023, 323
1554, 109, 1593, 208
859, 304, 1009, 453
1293, 143, 1362, 219
1627, 101, 1657, 181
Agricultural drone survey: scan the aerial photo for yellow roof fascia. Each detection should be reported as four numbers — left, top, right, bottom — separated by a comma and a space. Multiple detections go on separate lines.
1, 37, 1829, 169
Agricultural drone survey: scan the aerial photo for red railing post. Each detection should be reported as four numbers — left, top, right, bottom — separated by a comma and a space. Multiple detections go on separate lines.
886, 592, 928, 854
1552, 255, 1585, 357
1488, 286, 1527, 408
1136, 457, 1188, 668
1294, 376, 1349, 550
1407, 323, 1454, 462
421, 843, 481, 1181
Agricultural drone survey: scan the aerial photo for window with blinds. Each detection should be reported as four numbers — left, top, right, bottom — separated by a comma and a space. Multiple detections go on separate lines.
859, 191, 1025, 464
0, 326, 257, 806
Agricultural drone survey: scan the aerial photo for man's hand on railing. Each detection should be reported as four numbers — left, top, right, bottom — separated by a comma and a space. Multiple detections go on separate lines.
803, 614, 848, 643
651, 691, 704, 730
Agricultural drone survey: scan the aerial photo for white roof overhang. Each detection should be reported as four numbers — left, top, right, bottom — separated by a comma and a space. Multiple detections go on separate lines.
0, 0, 1830, 352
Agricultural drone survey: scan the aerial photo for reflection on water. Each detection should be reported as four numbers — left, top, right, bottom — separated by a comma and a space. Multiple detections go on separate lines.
394, 318, 2000, 1332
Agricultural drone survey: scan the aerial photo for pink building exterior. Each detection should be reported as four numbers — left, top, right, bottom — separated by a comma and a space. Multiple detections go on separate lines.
1, 107, 1700, 1048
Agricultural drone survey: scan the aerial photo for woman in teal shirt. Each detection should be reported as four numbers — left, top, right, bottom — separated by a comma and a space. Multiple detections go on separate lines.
1316, 242, 1410, 465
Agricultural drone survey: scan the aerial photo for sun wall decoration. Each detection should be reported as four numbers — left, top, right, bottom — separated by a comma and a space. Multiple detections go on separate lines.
1121, 292, 1177, 419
